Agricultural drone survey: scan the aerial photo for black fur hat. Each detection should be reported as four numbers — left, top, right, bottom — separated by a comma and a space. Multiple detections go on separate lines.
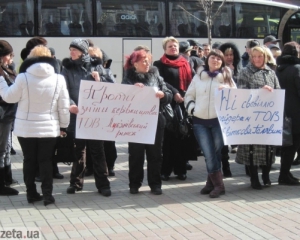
0, 40, 13, 57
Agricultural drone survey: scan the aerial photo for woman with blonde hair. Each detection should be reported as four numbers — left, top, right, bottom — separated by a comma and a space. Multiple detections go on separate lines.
154, 36, 197, 181
0, 45, 70, 205
236, 46, 280, 190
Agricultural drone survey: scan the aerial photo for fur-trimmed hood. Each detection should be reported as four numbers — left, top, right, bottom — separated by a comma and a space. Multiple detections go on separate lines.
19, 57, 60, 74
123, 66, 161, 86
277, 55, 300, 72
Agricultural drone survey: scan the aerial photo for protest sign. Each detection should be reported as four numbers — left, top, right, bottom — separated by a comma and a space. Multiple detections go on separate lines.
215, 88, 285, 145
76, 81, 159, 144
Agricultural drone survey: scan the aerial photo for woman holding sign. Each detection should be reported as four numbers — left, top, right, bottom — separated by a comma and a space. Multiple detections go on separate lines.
122, 50, 172, 195
185, 49, 236, 198
236, 46, 280, 190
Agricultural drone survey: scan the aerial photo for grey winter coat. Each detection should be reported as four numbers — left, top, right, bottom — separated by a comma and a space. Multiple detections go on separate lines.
235, 63, 280, 166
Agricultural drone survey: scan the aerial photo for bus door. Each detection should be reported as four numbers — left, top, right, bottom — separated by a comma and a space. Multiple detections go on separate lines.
122, 38, 152, 79
279, 11, 300, 45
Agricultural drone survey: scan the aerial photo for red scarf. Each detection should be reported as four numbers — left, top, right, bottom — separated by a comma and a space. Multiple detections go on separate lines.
160, 54, 192, 91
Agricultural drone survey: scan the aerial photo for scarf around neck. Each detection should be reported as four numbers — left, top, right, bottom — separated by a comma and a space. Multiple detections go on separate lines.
160, 54, 192, 91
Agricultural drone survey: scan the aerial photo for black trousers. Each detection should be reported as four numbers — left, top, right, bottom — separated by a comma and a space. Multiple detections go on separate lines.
161, 129, 187, 176
86, 141, 117, 171
280, 134, 300, 177
18, 137, 57, 197
70, 138, 110, 190
128, 127, 164, 189
221, 145, 230, 169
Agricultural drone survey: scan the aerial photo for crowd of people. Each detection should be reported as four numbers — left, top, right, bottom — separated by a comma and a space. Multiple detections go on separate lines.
0, 34, 300, 206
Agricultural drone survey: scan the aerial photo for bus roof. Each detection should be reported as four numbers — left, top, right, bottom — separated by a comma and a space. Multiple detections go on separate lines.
213, 0, 300, 10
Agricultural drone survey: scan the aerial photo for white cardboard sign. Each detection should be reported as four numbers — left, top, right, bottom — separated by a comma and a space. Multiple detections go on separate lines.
76, 81, 159, 144
215, 88, 285, 145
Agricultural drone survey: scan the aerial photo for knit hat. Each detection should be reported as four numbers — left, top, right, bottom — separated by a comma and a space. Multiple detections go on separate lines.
0, 40, 13, 57
69, 39, 89, 54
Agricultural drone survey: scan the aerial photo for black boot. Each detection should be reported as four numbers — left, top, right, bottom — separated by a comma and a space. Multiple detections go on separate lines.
0, 168, 19, 196
261, 165, 271, 186
4, 165, 18, 186
248, 165, 262, 190
27, 191, 43, 203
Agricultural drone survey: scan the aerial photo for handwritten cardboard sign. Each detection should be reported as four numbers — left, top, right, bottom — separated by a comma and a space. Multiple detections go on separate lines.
215, 88, 285, 145
76, 81, 159, 144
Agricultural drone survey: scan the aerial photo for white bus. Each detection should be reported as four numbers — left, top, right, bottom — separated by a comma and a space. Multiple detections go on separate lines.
0, 0, 299, 82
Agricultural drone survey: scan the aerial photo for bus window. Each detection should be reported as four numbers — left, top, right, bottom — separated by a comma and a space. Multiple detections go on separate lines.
38, 0, 93, 36
235, 3, 280, 38
0, 1, 34, 36
96, 0, 166, 37
168, 1, 232, 38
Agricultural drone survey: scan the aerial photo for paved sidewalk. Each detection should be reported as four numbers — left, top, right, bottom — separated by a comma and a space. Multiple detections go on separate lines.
1, 136, 300, 240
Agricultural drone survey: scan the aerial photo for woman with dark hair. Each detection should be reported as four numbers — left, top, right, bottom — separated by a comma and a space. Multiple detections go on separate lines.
219, 42, 242, 176
62, 39, 114, 197
0, 45, 70, 205
153, 36, 197, 181
122, 50, 172, 195
276, 41, 300, 185
185, 49, 236, 198
0, 40, 19, 196
219, 42, 241, 83
236, 46, 280, 190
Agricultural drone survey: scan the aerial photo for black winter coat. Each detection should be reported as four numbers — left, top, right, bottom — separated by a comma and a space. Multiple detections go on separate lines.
276, 55, 300, 134
0, 65, 17, 123
62, 56, 114, 132
122, 66, 173, 129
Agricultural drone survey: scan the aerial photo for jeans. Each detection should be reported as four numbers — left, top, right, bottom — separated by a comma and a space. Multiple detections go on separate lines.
193, 123, 224, 173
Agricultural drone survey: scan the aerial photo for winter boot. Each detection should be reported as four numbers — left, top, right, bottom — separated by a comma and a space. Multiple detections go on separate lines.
4, 165, 18, 186
248, 165, 262, 190
200, 175, 214, 194
209, 171, 225, 198
0, 168, 19, 196
261, 165, 271, 186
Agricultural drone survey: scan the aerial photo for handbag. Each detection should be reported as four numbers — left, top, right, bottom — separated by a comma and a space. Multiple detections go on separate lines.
282, 116, 293, 146
161, 103, 174, 123
169, 103, 193, 139
53, 132, 77, 164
